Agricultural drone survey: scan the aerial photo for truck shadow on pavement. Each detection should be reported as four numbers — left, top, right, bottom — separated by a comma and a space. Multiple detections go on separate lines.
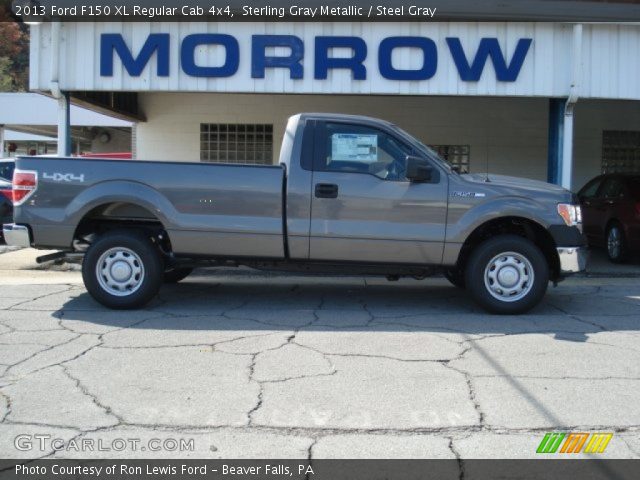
54, 273, 640, 343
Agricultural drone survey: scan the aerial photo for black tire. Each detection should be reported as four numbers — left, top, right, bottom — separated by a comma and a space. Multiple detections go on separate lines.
465, 235, 549, 315
82, 230, 163, 309
606, 223, 627, 263
444, 269, 466, 289
163, 267, 193, 283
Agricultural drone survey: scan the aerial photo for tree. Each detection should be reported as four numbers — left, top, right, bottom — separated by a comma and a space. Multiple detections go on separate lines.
0, 56, 14, 90
0, 18, 29, 91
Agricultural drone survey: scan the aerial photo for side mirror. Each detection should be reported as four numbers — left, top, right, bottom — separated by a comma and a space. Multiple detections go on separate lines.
405, 156, 432, 182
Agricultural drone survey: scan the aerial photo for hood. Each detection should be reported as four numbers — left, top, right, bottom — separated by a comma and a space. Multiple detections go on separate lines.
461, 173, 569, 196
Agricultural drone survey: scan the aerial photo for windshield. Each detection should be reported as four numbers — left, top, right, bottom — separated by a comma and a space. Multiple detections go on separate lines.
389, 125, 456, 174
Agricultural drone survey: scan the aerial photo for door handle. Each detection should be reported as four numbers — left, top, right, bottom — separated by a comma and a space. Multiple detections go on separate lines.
315, 183, 339, 199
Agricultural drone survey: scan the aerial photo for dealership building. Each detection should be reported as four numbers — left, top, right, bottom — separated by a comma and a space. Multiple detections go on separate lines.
28, 18, 640, 190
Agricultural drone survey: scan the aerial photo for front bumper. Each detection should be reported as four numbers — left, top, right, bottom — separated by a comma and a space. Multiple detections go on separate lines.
2, 224, 31, 248
557, 246, 588, 274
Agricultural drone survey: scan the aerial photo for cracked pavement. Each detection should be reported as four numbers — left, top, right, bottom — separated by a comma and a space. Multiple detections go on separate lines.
1, 252, 639, 459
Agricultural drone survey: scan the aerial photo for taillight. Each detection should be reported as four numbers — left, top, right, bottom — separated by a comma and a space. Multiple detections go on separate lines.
635, 202, 640, 216
12, 170, 38, 206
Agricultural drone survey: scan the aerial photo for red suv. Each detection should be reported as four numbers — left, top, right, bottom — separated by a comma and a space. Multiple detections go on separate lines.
577, 174, 640, 262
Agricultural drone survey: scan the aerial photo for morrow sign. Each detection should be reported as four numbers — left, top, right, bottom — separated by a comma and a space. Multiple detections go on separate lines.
100, 34, 533, 82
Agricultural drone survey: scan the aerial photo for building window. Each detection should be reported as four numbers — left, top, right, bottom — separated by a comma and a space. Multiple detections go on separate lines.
602, 130, 640, 174
200, 124, 273, 164
430, 145, 470, 172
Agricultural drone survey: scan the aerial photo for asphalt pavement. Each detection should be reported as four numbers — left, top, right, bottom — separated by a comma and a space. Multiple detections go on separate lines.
0, 248, 639, 459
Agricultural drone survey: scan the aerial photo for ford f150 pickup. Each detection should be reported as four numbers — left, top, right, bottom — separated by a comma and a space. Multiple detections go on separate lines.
3, 113, 587, 313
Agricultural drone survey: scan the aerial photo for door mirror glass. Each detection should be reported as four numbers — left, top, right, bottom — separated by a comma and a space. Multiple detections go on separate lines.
405, 156, 432, 182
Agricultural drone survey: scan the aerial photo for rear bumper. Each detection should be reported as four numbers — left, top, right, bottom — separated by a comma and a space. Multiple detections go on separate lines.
557, 246, 588, 274
2, 224, 31, 248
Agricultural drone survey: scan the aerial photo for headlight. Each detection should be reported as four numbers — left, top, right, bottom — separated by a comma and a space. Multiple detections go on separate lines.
557, 203, 582, 227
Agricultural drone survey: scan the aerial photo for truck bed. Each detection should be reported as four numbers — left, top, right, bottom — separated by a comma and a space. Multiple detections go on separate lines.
13, 156, 286, 258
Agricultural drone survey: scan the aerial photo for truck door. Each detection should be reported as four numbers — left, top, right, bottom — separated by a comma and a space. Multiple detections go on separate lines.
592, 177, 624, 241
309, 121, 448, 264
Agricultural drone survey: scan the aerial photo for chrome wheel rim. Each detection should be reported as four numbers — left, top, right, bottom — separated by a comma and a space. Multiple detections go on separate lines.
484, 251, 534, 303
607, 227, 621, 259
96, 247, 145, 297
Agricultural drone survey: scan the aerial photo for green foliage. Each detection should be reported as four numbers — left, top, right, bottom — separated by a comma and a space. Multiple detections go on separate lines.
0, 56, 15, 91
0, 21, 29, 91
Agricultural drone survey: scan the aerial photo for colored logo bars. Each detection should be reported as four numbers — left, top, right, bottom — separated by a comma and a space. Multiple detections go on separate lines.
536, 432, 613, 454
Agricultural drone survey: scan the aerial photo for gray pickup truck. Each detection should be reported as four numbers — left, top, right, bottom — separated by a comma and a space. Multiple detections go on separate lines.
3, 113, 587, 313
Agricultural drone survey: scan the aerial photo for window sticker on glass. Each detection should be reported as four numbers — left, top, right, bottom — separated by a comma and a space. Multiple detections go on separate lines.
331, 134, 378, 162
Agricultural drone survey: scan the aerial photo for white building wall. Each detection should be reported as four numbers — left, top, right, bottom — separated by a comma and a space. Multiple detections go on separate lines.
137, 92, 550, 179
137, 92, 640, 188
573, 99, 640, 188
89, 127, 132, 153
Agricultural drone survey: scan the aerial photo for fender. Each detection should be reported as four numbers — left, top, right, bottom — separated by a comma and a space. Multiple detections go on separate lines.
442, 195, 555, 266
447, 195, 554, 244
66, 180, 179, 234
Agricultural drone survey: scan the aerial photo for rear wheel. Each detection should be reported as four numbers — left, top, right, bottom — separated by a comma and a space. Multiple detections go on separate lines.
82, 230, 163, 309
465, 235, 549, 314
606, 223, 627, 263
163, 267, 193, 283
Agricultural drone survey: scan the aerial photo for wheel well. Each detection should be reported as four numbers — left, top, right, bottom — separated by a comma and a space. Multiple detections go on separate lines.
73, 202, 172, 253
456, 217, 560, 280
605, 218, 622, 235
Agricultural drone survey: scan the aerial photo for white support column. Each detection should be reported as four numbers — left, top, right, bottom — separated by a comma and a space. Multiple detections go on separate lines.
0, 125, 5, 157
57, 92, 71, 157
560, 23, 583, 191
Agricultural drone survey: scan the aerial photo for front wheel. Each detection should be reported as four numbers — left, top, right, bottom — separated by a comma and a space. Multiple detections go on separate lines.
465, 235, 549, 314
82, 230, 163, 309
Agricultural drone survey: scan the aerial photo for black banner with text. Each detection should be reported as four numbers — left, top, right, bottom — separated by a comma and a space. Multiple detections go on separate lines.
1, 459, 640, 480
4, 0, 640, 22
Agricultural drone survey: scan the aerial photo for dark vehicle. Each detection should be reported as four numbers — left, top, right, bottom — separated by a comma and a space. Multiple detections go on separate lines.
0, 178, 13, 243
0, 158, 15, 182
577, 173, 640, 262
4, 113, 587, 314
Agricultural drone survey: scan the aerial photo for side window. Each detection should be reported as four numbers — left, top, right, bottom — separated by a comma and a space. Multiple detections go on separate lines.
323, 123, 410, 181
0, 162, 14, 182
629, 178, 640, 201
599, 178, 624, 198
579, 178, 602, 199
